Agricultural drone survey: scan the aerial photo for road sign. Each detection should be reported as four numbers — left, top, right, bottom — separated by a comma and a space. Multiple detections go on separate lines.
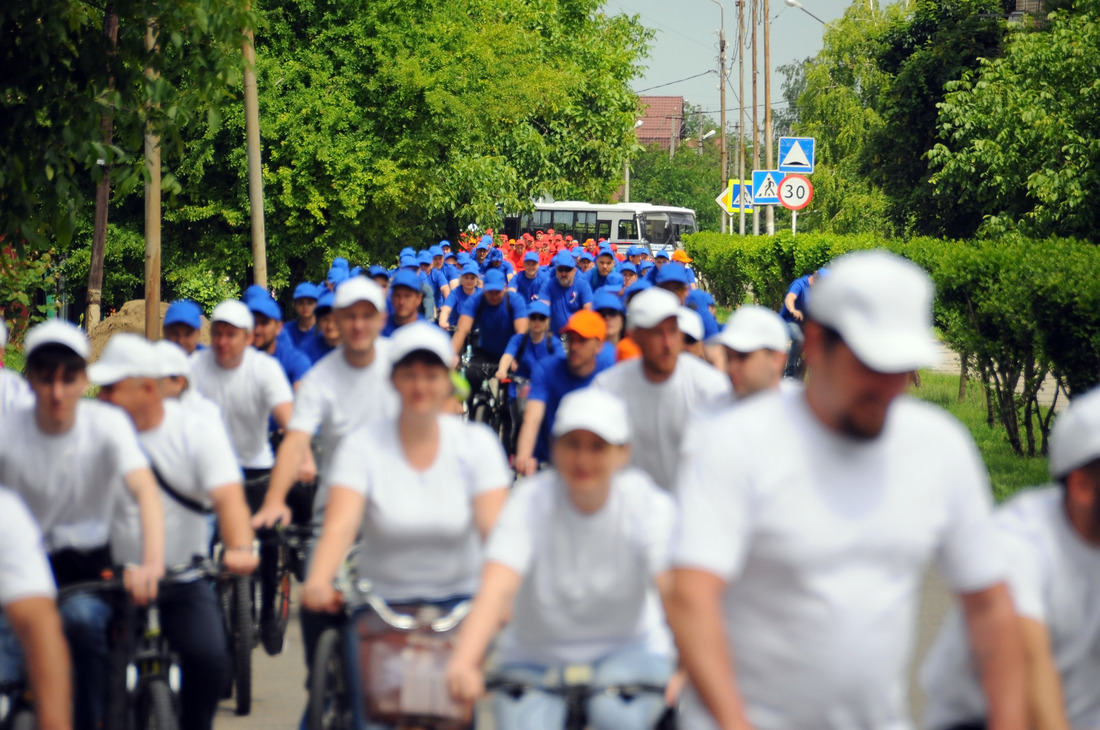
778, 137, 816, 174
751, 170, 784, 206
715, 180, 754, 215
778, 174, 813, 211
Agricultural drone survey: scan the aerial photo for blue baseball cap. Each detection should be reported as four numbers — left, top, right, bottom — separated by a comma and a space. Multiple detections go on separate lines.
605, 272, 625, 288
391, 269, 422, 292
481, 235, 494, 247
330, 257, 350, 271
639, 260, 655, 272
523, 251, 540, 264
368, 265, 390, 279
243, 284, 268, 301
593, 290, 625, 313
399, 248, 415, 258
687, 289, 715, 308
429, 245, 444, 258
571, 246, 584, 257
619, 262, 638, 275
456, 252, 472, 265
597, 247, 615, 259
579, 251, 594, 263
439, 240, 452, 249
247, 293, 283, 321
293, 282, 319, 300
656, 262, 690, 285
163, 300, 202, 329
399, 254, 418, 270
488, 248, 503, 263
528, 300, 551, 318
444, 251, 457, 261
327, 266, 349, 285
349, 266, 362, 277
483, 269, 507, 292
627, 246, 644, 257
475, 241, 490, 252
460, 263, 481, 277
654, 249, 671, 260
623, 279, 653, 301
417, 251, 432, 266
316, 291, 335, 313
552, 251, 576, 269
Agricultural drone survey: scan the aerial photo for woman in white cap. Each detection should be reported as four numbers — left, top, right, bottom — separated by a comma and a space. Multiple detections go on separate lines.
446, 387, 679, 729
301, 319, 510, 653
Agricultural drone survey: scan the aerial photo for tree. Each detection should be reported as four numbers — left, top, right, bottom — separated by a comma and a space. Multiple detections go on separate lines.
630, 131, 724, 233
929, 0, 1100, 242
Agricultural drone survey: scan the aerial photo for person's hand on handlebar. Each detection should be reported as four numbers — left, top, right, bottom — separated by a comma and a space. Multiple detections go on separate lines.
124, 562, 165, 606
514, 454, 538, 477
251, 500, 292, 530
223, 544, 260, 576
445, 658, 485, 705
302, 578, 343, 614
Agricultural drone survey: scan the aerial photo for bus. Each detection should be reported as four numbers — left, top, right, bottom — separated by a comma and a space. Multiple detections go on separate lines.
502, 201, 697, 252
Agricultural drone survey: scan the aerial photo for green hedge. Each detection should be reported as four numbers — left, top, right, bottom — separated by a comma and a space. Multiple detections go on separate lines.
685, 231, 1100, 456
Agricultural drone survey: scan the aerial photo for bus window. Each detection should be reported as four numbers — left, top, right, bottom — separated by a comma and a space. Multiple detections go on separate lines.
617, 218, 639, 240
575, 211, 596, 241
553, 210, 574, 237
597, 220, 612, 241
641, 213, 671, 245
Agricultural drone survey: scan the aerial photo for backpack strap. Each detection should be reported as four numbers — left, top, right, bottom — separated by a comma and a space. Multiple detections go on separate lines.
150, 462, 212, 516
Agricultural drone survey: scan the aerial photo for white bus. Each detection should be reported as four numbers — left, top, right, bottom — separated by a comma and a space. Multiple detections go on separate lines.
503, 201, 697, 252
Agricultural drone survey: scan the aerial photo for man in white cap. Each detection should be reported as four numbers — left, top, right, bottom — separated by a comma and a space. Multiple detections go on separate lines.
669, 250, 1025, 730
0, 320, 165, 730
189, 299, 296, 498
921, 386, 1100, 730
92, 332, 257, 730
153, 339, 225, 426
0, 317, 32, 415
710, 305, 791, 401
678, 307, 706, 360
593, 288, 729, 491
250, 276, 398, 683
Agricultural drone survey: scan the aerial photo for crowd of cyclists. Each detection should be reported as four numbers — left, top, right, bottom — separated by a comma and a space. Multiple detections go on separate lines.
0, 228, 1098, 730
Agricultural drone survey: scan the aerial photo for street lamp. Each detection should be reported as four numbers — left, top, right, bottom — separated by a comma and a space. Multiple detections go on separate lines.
625, 120, 643, 203
698, 129, 716, 156
784, 0, 827, 24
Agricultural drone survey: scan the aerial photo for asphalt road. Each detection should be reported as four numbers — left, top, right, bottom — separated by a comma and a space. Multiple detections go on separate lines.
215, 572, 957, 729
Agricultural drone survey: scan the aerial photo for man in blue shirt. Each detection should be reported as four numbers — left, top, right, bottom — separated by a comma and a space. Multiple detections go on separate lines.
450, 269, 528, 407
646, 249, 671, 283
494, 299, 561, 456
162, 299, 204, 355
537, 250, 594, 334
587, 246, 618, 291
438, 263, 481, 331
619, 262, 639, 291
442, 251, 461, 285
247, 292, 312, 384
382, 270, 428, 336
299, 292, 340, 364
510, 251, 546, 302
780, 268, 827, 377
514, 309, 610, 476
429, 245, 452, 299
286, 282, 319, 348
368, 265, 390, 295
419, 250, 450, 308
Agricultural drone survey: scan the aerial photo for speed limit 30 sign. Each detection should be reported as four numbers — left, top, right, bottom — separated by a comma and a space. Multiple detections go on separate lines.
778, 174, 813, 211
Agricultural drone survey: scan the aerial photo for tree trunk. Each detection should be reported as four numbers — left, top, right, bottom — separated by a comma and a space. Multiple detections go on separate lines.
957, 351, 968, 402
85, 5, 119, 330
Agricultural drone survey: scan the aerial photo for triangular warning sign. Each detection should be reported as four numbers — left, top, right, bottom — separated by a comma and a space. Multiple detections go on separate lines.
781, 141, 811, 169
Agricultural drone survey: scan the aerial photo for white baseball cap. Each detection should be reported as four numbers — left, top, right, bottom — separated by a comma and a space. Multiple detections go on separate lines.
552, 388, 632, 445
87, 333, 162, 386
711, 305, 790, 353
807, 250, 937, 373
628, 288, 681, 329
334, 276, 385, 311
25, 320, 91, 360
211, 300, 255, 331
154, 340, 192, 379
388, 322, 453, 367
1049, 387, 1100, 479
677, 307, 704, 342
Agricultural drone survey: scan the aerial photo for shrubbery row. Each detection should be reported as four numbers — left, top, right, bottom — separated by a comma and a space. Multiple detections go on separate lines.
684, 231, 1100, 457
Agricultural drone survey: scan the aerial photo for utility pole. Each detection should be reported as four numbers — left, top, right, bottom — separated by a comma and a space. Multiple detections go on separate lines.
243, 20, 267, 288
764, 0, 774, 235
751, 0, 760, 235
143, 22, 161, 341
737, 0, 746, 235
711, 0, 728, 235
86, 5, 118, 330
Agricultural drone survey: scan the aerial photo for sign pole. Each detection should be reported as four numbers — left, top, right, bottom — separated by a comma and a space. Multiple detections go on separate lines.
792, 209, 797, 235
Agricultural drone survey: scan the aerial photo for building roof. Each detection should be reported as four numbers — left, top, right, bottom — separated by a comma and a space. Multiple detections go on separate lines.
637, 96, 684, 149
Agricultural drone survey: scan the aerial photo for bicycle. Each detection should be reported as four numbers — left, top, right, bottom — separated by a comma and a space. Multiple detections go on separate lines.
486, 668, 677, 730
255, 523, 314, 656
307, 547, 473, 730
213, 540, 260, 716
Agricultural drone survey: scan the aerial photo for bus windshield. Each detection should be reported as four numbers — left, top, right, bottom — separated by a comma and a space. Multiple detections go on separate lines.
640, 211, 697, 247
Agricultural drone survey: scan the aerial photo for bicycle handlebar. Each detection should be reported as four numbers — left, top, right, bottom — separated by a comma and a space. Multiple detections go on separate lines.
57, 557, 228, 601
485, 677, 668, 700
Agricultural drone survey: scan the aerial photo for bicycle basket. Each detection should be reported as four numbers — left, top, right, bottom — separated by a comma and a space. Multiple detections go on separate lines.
352, 605, 468, 727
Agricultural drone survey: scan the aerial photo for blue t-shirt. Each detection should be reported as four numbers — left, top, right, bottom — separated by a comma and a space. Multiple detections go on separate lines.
285, 320, 315, 349
459, 291, 528, 358
503, 332, 562, 397
443, 263, 461, 282
270, 341, 312, 384
587, 268, 618, 291
442, 287, 478, 329
528, 354, 610, 461
780, 275, 811, 323
300, 331, 336, 364
512, 271, 547, 302
427, 268, 450, 305
597, 341, 617, 369
537, 275, 594, 334
382, 312, 428, 338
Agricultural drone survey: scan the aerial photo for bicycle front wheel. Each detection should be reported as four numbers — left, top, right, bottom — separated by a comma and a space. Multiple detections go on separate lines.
136, 679, 178, 730
308, 628, 352, 730
232, 576, 254, 715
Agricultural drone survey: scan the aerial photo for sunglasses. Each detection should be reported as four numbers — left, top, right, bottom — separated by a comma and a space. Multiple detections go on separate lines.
556, 267, 573, 274
529, 314, 548, 322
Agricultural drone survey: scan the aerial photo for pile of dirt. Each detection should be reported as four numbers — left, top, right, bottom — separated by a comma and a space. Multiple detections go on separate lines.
87, 300, 211, 362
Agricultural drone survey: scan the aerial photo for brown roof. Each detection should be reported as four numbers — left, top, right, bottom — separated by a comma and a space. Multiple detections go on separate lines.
637, 96, 684, 149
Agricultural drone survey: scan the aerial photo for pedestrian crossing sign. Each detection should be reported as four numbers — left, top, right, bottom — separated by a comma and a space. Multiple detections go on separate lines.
778, 137, 816, 175
752, 170, 784, 206
716, 180, 754, 215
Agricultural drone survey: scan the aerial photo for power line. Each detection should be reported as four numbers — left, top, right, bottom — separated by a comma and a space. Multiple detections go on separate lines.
635, 70, 716, 93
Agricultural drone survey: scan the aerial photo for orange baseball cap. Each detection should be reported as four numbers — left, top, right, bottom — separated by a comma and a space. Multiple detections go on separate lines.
562, 310, 607, 342
672, 250, 693, 263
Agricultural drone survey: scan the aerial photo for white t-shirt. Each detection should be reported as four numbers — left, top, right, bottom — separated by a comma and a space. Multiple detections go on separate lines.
111, 400, 242, 568
592, 353, 729, 490
287, 342, 398, 513
673, 389, 1005, 730
487, 468, 677, 666
0, 402, 149, 551
0, 487, 57, 605
324, 415, 510, 602
189, 347, 293, 469
921, 487, 1100, 730
0, 369, 32, 417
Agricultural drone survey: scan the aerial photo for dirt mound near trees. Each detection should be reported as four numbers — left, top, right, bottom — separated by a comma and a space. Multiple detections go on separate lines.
87, 300, 211, 361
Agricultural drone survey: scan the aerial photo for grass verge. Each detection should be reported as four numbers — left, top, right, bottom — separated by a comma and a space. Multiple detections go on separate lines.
911, 371, 1049, 502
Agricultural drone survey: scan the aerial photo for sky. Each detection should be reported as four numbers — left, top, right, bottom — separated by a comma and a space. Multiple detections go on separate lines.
612, 0, 862, 127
